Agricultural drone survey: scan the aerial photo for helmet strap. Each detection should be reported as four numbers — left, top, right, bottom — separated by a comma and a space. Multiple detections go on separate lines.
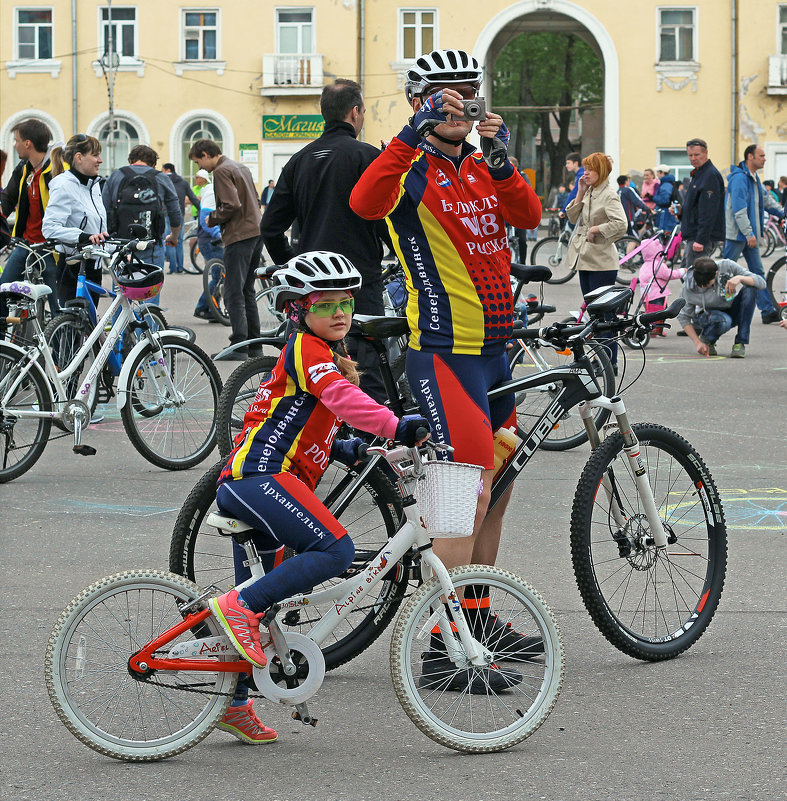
430, 130, 467, 147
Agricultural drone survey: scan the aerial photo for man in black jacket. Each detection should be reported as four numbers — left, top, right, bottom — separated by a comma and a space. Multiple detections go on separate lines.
680, 138, 724, 268
162, 163, 200, 273
261, 79, 390, 402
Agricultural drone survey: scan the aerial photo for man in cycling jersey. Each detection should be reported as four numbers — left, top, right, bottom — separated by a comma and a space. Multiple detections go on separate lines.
351, 48, 542, 691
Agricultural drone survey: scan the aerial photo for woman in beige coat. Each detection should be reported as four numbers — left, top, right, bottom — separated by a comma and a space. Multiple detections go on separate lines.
565, 152, 627, 371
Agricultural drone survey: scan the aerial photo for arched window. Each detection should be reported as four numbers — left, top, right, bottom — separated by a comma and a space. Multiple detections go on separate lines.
96, 119, 140, 175
182, 118, 222, 183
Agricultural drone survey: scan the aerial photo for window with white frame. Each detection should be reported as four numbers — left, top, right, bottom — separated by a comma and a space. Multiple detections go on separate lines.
15, 8, 53, 60
97, 120, 141, 176
99, 7, 137, 61
183, 10, 218, 60
399, 9, 436, 61
181, 118, 223, 183
658, 8, 696, 62
276, 9, 313, 55
780, 5, 787, 54
658, 149, 691, 182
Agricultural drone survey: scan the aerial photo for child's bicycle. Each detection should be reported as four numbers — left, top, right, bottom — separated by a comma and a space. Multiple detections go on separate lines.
0, 234, 221, 482
46, 438, 565, 760
171, 288, 727, 670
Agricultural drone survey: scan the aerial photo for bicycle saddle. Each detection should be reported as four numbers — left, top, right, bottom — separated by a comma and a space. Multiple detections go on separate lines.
0, 280, 52, 300
510, 263, 552, 284
351, 315, 410, 340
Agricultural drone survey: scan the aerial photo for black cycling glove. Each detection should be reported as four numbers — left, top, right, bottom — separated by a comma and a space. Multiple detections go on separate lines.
395, 414, 431, 447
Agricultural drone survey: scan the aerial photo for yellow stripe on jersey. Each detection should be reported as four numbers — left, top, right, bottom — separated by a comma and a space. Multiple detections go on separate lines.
389, 224, 423, 349
230, 371, 296, 479
293, 333, 308, 388
415, 203, 485, 354
281, 427, 304, 474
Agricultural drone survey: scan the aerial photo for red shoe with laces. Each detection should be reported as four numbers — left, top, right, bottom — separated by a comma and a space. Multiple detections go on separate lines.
218, 700, 278, 744
209, 590, 267, 668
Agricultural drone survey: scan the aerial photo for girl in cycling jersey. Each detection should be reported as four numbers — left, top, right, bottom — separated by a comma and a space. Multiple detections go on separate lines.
208, 251, 429, 745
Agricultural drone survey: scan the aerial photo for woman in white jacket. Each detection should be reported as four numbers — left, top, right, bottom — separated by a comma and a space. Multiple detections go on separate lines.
42, 134, 108, 303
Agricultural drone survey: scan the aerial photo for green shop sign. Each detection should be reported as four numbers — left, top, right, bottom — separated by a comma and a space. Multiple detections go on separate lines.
262, 115, 324, 140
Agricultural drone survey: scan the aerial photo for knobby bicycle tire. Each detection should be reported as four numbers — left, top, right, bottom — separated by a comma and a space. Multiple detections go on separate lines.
507, 340, 614, 451
389, 565, 564, 753
530, 236, 576, 284
0, 344, 53, 483
46, 570, 236, 761
121, 336, 221, 470
570, 423, 727, 660
216, 355, 279, 457
169, 458, 409, 671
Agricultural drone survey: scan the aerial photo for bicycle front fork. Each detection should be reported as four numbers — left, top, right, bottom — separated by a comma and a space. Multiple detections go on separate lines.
579, 398, 670, 550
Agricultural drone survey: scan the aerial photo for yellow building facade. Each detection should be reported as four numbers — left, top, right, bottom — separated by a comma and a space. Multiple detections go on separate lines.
2, 0, 786, 194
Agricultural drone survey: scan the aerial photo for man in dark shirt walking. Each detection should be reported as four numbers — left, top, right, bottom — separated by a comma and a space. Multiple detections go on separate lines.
680, 138, 724, 268
261, 79, 390, 402
162, 163, 200, 273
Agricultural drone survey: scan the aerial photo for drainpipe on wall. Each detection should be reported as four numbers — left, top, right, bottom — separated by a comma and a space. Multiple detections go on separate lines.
731, 0, 738, 163
72, 0, 78, 133
359, 0, 366, 141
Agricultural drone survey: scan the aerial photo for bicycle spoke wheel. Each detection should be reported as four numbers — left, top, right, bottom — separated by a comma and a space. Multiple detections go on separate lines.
121, 337, 221, 470
255, 280, 286, 337
570, 423, 727, 660
0, 345, 52, 483
169, 459, 409, 670
615, 236, 643, 285
507, 339, 613, 451
216, 355, 278, 457
390, 565, 564, 753
530, 236, 576, 284
43, 312, 98, 405
184, 238, 204, 274
45, 570, 236, 761
766, 256, 786, 314
202, 258, 229, 325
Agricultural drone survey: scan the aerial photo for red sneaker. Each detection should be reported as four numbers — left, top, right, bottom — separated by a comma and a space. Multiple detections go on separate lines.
209, 590, 267, 668
218, 700, 278, 744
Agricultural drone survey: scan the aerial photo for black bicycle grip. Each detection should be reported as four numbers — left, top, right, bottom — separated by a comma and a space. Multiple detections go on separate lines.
415, 426, 429, 442
636, 297, 686, 326
357, 442, 369, 460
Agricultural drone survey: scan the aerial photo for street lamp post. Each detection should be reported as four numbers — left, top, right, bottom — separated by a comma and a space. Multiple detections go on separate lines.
99, 0, 120, 171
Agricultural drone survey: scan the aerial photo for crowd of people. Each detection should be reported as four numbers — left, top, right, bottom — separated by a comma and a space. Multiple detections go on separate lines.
2, 46, 786, 748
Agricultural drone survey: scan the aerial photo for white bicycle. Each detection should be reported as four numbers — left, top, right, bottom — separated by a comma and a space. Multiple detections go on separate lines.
0, 234, 221, 481
46, 439, 564, 760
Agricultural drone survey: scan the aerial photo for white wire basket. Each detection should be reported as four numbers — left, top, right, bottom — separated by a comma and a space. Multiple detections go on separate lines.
415, 460, 483, 538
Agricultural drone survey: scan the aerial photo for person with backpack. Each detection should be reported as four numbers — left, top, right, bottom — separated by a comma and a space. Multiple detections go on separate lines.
102, 145, 182, 302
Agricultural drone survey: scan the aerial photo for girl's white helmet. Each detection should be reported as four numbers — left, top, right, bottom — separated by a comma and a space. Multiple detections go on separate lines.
404, 49, 482, 102
273, 251, 363, 311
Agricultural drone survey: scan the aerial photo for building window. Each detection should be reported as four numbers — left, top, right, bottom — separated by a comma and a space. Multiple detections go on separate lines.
15, 8, 53, 60
658, 8, 696, 62
182, 118, 223, 183
100, 7, 137, 61
657, 149, 692, 182
97, 120, 140, 176
780, 5, 787, 54
276, 8, 313, 55
399, 9, 436, 61
183, 10, 218, 60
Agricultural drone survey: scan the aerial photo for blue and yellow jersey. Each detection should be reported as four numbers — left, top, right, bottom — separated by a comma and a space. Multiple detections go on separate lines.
351, 127, 541, 354
219, 332, 345, 490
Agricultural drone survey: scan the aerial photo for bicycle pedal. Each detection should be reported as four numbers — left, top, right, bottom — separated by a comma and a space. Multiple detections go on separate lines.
292, 709, 318, 727
73, 444, 97, 456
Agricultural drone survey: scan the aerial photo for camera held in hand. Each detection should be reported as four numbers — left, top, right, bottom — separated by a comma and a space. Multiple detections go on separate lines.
461, 98, 487, 121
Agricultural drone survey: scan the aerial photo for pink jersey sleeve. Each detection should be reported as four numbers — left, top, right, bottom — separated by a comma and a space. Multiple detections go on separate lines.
319, 380, 399, 440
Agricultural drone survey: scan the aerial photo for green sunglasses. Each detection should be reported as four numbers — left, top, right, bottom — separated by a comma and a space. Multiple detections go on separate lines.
308, 298, 355, 317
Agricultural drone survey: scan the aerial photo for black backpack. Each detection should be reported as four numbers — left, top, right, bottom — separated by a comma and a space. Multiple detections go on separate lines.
108, 166, 166, 241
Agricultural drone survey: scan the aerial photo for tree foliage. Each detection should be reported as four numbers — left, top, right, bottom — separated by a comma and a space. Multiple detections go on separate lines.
493, 32, 603, 192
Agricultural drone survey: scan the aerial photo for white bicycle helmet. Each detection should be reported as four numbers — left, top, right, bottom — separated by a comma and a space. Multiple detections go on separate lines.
273, 251, 363, 311
404, 49, 482, 102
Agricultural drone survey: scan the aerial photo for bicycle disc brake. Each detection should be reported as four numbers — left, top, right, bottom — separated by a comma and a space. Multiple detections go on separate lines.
253, 632, 325, 706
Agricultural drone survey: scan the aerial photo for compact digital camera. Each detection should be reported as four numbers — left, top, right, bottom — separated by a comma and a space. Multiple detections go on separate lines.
461, 98, 487, 120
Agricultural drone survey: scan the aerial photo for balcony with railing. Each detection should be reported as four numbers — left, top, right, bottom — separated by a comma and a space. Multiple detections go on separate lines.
261, 54, 323, 95
767, 54, 787, 94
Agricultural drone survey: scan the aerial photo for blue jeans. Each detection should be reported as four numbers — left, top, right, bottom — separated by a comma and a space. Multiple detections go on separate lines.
722, 239, 773, 314
164, 223, 184, 273
693, 284, 756, 345
0, 244, 59, 317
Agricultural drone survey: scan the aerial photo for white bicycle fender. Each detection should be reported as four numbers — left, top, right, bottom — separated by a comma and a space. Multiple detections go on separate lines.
116, 331, 187, 410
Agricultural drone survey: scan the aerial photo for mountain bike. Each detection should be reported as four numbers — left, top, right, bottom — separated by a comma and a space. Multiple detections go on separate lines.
0, 236, 221, 482
171, 287, 726, 665
48, 439, 564, 760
